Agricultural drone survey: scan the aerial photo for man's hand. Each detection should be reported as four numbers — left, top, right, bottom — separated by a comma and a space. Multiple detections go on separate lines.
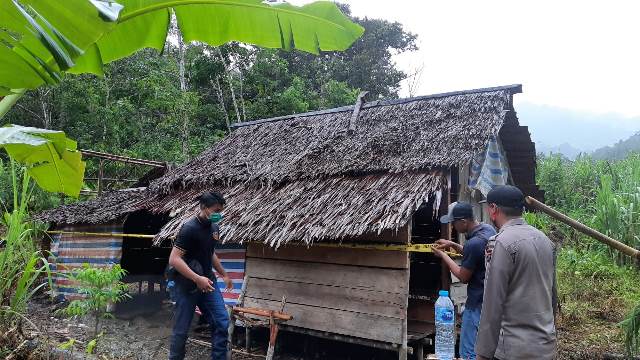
195, 275, 214, 292
432, 247, 445, 258
222, 275, 233, 292
435, 239, 456, 250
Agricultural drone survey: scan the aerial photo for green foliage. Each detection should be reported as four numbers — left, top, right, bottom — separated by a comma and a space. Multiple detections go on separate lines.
60, 263, 130, 337
0, 125, 85, 197
0, 161, 53, 323
537, 152, 640, 355
621, 302, 640, 357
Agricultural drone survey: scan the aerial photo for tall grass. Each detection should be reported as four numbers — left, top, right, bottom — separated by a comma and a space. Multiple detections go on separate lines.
0, 160, 52, 324
537, 153, 640, 356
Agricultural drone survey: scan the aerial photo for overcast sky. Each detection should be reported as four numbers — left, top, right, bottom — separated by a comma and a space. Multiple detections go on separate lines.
292, 0, 640, 136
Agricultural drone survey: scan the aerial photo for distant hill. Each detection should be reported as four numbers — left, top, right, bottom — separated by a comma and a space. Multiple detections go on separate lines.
515, 102, 640, 160
592, 131, 640, 160
536, 142, 584, 160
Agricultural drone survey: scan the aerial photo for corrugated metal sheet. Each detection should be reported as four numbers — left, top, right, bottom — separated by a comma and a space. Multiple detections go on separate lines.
49, 223, 123, 300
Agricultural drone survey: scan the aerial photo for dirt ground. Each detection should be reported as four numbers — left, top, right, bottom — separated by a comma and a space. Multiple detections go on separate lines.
23, 292, 399, 360
18, 291, 631, 360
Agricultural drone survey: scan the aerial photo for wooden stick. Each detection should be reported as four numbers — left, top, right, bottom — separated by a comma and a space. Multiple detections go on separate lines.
232, 307, 293, 321
227, 276, 249, 360
526, 196, 640, 259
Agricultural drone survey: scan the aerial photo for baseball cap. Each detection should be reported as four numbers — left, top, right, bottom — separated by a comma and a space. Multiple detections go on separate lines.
439, 202, 474, 224
480, 185, 525, 208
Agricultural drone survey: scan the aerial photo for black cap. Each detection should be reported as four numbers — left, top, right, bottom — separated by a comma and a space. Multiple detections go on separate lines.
440, 202, 474, 224
481, 185, 525, 208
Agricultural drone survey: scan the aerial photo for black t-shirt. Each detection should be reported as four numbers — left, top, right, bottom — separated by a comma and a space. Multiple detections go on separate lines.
174, 216, 217, 279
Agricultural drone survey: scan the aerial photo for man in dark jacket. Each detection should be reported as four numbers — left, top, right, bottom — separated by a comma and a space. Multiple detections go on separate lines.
434, 201, 496, 360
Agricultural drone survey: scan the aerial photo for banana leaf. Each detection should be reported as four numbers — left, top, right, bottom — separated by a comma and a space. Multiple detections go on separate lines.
0, 125, 85, 197
0, 0, 123, 90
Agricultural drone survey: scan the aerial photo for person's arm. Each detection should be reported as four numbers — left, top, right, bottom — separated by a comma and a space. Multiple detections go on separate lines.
434, 249, 473, 283
212, 252, 233, 290
475, 241, 513, 359
169, 247, 213, 292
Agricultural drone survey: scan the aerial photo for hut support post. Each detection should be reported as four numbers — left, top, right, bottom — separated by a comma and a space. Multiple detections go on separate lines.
97, 159, 104, 196
440, 177, 452, 291
399, 251, 409, 360
245, 326, 251, 352
413, 342, 423, 360
226, 276, 249, 360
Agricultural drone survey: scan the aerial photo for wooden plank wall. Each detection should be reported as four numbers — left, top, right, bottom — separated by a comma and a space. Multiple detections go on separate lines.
244, 241, 410, 345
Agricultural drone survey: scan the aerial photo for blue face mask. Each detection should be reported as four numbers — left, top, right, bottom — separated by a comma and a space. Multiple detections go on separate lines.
209, 212, 224, 223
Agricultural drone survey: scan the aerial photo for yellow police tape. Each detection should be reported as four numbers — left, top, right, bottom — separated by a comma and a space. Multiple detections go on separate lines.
45, 230, 461, 257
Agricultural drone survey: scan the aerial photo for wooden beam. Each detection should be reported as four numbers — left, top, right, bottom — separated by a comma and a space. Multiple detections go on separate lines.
348, 91, 369, 133
80, 149, 166, 168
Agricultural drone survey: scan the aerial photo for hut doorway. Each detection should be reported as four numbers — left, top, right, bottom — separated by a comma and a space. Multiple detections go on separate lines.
407, 198, 445, 346
118, 210, 171, 317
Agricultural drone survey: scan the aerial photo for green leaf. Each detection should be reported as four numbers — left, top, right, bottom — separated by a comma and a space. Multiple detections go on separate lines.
0, 0, 122, 90
0, 125, 85, 197
76, 0, 364, 66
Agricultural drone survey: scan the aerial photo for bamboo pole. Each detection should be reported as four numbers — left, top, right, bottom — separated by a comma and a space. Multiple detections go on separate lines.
526, 196, 640, 260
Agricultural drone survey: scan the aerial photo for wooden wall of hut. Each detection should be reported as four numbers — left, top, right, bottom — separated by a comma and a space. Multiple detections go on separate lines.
243, 226, 411, 347
49, 222, 124, 300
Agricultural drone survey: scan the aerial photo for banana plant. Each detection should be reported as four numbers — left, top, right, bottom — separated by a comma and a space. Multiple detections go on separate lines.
0, 125, 85, 197
0, 0, 364, 117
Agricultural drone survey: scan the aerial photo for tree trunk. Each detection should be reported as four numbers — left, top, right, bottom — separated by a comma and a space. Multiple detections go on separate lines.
213, 77, 231, 132
177, 25, 190, 159
215, 48, 241, 124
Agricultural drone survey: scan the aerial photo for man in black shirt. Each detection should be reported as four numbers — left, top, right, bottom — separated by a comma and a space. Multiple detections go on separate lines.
168, 192, 233, 360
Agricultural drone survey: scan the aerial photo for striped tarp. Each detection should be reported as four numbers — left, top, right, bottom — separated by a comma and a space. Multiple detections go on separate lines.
213, 243, 246, 306
49, 223, 123, 300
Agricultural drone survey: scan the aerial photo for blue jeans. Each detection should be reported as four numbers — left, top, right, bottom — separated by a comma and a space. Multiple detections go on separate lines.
459, 307, 481, 360
169, 282, 229, 360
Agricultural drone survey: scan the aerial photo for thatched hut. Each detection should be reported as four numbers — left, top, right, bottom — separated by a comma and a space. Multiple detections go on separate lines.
39, 84, 542, 358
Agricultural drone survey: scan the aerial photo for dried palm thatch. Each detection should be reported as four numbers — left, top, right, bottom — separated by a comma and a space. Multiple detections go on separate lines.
36, 188, 148, 225
151, 87, 516, 194
38, 85, 524, 246
149, 171, 446, 246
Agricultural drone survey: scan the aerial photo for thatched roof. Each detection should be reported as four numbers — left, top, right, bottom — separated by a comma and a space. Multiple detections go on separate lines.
39, 84, 528, 246
37, 188, 148, 225
151, 85, 518, 193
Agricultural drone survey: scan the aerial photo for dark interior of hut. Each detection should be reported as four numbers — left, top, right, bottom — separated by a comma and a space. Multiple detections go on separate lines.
407, 198, 444, 338
407, 170, 460, 342
117, 210, 172, 317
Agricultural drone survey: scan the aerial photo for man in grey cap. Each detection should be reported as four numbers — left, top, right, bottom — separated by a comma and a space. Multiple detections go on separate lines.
476, 185, 557, 360
434, 201, 496, 360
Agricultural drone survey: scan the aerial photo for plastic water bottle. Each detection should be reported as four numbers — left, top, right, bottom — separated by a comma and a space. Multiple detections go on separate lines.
435, 290, 456, 360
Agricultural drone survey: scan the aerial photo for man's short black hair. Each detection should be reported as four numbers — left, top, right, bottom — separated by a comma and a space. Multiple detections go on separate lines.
199, 192, 226, 208
498, 205, 523, 217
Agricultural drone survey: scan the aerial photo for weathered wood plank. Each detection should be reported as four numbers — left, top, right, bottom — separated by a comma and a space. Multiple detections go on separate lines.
245, 278, 406, 318
347, 224, 411, 244
243, 297, 404, 344
247, 243, 409, 269
245, 258, 409, 294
